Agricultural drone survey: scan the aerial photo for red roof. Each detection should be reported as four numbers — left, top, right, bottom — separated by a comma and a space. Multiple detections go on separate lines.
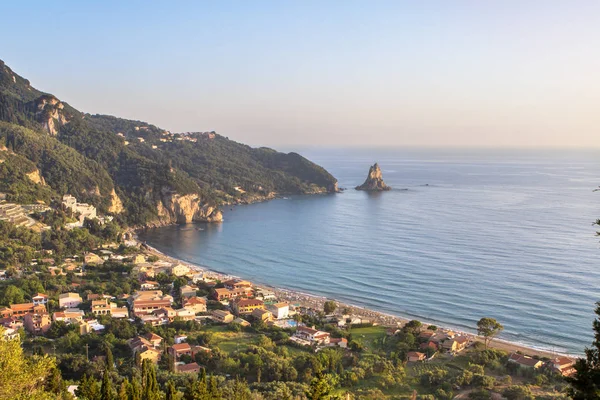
171, 343, 192, 352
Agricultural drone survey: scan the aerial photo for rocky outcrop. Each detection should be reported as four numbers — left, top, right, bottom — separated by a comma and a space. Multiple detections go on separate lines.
33, 95, 69, 135
355, 163, 391, 191
26, 169, 46, 185
156, 191, 223, 225
108, 188, 124, 214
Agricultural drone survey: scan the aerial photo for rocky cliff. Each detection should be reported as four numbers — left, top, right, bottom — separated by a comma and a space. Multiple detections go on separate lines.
355, 163, 391, 191
155, 191, 223, 226
33, 95, 69, 135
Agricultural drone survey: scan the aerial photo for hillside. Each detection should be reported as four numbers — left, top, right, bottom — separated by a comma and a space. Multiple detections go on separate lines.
0, 59, 338, 226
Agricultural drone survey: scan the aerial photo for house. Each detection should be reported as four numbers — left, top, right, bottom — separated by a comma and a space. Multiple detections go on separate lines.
223, 279, 252, 290
168, 343, 193, 359
180, 285, 198, 299
329, 337, 348, 348
2, 327, 19, 340
252, 308, 272, 322
182, 296, 207, 314
233, 317, 251, 327
84, 252, 103, 265
548, 356, 576, 376
111, 306, 129, 319
144, 332, 163, 348
232, 298, 264, 315
138, 347, 161, 364
132, 254, 146, 264
213, 287, 253, 301
267, 302, 289, 319
174, 334, 188, 344
174, 308, 195, 321
407, 351, 427, 362
442, 336, 469, 353
129, 336, 154, 353
140, 281, 159, 291
170, 264, 191, 277
24, 313, 51, 335
420, 341, 438, 351
1, 303, 46, 319
91, 299, 112, 316
59, 293, 82, 309
130, 290, 173, 316
154, 307, 177, 322
508, 353, 544, 369
294, 326, 331, 345
211, 310, 234, 324
32, 293, 48, 306
80, 319, 104, 335
177, 362, 201, 374
53, 309, 84, 324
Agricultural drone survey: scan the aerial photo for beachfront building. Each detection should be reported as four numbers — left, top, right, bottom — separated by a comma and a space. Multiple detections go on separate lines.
59, 292, 83, 308
266, 302, 289, 319
442, 336, 469, 353
508, 353, 544, 369
223, 279, 253, 290
548, 356, 576, 376
170, 264, 191, 277
232, 298, 264, 315
213, 287, 253, 301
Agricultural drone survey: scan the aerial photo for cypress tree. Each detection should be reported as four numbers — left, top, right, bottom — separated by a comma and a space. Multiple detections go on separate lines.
101, 369, 113, 400
165, 381, 177, 400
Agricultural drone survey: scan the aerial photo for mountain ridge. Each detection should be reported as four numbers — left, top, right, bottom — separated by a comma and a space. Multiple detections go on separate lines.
0, 59, 338, 227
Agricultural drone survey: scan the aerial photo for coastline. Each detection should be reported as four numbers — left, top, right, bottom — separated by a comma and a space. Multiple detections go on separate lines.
135, 232, 573, 360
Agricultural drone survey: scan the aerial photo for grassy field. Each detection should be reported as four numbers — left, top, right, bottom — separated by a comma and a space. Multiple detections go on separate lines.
350, 325, 388, 352
204, 325, 256, 353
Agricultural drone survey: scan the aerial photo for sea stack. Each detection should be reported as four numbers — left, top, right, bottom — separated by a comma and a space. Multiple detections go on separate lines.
355, 163, 391, 191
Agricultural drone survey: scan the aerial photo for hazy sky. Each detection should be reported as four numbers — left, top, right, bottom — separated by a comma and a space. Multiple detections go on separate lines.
1, 1, 598, 148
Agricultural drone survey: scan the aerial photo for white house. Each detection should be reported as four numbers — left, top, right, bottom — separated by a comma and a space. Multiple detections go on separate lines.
267, 302, 289, 319
59, 293, 82, 309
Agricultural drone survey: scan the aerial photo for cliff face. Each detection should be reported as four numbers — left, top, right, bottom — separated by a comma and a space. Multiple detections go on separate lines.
26, 168, 46, 185
155, 191, 223, 225
108, 188, 124, 214
33, 95, 69, 135
356, 163, 391, 191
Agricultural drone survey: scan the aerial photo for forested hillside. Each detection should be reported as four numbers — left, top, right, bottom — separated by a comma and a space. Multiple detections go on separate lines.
0, 59, 338, 226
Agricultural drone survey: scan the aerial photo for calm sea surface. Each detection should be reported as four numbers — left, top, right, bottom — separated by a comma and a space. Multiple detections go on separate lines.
140, 148, 600, 354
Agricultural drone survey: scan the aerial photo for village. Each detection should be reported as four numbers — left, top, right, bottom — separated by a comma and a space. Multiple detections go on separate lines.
0, 232, 577, 398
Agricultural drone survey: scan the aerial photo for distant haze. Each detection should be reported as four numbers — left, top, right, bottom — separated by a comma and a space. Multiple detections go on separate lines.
2, 1, 598, 148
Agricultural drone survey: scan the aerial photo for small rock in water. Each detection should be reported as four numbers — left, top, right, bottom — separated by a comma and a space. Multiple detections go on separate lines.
355, 163, 391, 191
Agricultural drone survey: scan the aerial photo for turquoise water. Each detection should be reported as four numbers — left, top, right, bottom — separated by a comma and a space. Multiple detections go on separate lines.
140, 148, 600, 354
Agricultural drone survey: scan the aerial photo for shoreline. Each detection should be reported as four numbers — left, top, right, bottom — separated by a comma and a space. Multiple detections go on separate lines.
135, 232, 575, 360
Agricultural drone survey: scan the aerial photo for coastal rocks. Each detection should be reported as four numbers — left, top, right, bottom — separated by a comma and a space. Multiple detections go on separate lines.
156, 191, 223, 225
355, 163, 391, 191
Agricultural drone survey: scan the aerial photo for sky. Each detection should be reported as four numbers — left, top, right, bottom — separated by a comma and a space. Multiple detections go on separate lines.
1, 1, 599, 148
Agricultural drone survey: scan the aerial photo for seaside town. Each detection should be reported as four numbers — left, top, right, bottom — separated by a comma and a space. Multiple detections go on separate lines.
0, 192, 578, 399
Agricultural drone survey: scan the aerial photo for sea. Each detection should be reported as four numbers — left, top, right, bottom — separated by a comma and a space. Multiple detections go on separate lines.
139, 148, 600, 355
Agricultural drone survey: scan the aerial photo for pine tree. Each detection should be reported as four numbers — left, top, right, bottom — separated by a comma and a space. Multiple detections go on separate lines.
208, 375, 221, 399
101, 369, 113, 400
141, 359, 160, 400
77, 374, 101, 400
568, 301, 600, 399
131, 377, 142, 400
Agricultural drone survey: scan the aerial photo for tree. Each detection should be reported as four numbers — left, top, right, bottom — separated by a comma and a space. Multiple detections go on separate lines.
476, 318, 503, 349
323, 300, 337, 315
118, 379, 130, 400
0, 327, 56, 399
77, 374, 101, 400
568, 301, 600, 399
101, 369, 113, 400
105, 345, 114, 372
404, 320, 422, 335
165, 380, 178, 400
0, 284, 25, 305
